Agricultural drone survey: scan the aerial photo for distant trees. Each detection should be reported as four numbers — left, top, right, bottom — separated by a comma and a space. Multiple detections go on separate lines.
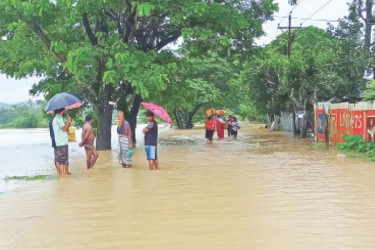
242, 26, 369, 116
0, 101, 47, 128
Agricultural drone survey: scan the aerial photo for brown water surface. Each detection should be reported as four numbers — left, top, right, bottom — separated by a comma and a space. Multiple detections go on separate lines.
1, 124, 375, 249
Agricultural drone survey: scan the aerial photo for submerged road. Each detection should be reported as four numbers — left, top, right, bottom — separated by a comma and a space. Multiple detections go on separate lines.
1, 124, 375, 249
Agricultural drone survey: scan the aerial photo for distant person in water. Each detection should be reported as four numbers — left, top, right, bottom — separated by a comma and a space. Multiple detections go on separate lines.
231, 117, 240, 138
117, 111, 133, 168
205, 116, 215, 141
215, 115, 225, 139
79, 115, 98, 170
52, 108, 71, 177
226, 115, 233, 137
143, 111, 159, 170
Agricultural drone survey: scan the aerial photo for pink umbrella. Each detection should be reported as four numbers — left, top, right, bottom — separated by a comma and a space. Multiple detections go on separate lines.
141, 102, 173, 125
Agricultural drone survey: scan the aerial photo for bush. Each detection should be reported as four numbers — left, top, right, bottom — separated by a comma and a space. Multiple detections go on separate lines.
338, 135, 375, 160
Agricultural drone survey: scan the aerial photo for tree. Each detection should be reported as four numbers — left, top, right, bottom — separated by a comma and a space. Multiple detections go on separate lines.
243, 27, 368, 117
0, 0, 277, 149
0, 101, 47, 128
152, 50, 238, 128
328, 1, 371, 100
340, 0, 374, 77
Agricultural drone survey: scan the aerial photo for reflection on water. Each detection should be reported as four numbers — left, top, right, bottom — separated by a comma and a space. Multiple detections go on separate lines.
1, 124, 375, 249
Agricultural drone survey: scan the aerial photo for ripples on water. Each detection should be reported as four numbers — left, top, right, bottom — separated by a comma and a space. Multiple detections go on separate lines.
1, 124, 375, 249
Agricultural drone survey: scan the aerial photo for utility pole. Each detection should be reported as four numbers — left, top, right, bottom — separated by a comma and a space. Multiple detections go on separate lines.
278, 12, 302, 59
278, 12, 303, 136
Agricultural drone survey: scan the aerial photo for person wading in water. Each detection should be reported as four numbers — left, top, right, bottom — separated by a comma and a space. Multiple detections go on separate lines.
117, 111, 133, 168
143, 111, 159, 170
52, 108, 71, 177
79, 115, 98, 170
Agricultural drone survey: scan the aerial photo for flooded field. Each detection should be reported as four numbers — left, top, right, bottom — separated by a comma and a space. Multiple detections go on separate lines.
1, 123, 375, 249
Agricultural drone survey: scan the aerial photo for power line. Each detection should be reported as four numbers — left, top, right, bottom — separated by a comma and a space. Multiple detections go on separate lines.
275, 15, 340, 23
301, 0, 335, 24
276, 0, 307, 38
278, 0, 306, 26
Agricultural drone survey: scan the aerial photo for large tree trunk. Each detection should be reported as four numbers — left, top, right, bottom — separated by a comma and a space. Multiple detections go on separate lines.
186, 103, 205, 129
95, 102, 114, 150
175, 111, 185, 129
186, 114, 194, 129
128, 94, 142, 145
175, 103, 205, 129
174, 110, 182, 129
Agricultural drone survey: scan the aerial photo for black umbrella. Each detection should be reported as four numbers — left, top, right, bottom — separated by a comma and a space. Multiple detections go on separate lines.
44, 92, 84, 113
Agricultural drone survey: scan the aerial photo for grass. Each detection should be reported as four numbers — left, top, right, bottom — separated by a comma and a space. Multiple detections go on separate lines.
0, 124, 14, 129
340, 151, 375, 161
312, 143, 329, 151
5, 175, 51, 181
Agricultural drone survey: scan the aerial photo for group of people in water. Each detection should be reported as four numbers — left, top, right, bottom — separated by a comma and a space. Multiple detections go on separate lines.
205, 115, 240, 141
50, 107, 239, 177
50, 108, 159, 177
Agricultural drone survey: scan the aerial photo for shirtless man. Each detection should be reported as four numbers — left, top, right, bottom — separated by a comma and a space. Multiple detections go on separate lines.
79, 115, 98, 170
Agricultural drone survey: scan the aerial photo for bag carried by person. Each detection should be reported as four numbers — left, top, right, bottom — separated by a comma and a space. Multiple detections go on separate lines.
49, 119, 56, 148
68, 126, 76, 142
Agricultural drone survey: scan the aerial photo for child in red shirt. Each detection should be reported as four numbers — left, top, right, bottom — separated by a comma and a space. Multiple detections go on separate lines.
205, 116, 215, 141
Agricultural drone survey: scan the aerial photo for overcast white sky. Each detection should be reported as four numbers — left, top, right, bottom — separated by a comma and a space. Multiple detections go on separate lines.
256, 0, 351, 45
0, 0, 352, 104
0, 75, 42, 104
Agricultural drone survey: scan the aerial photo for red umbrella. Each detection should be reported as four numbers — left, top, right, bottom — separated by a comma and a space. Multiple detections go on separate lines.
217, 109, 226, 115
141, 102, 173, 125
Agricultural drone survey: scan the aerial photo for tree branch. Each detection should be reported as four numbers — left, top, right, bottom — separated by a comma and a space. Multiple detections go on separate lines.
29, 23, 66, 63
290, 91, 303, 109
190, 102, 206, 117
359, 11, 366, 22
122, 1, 137, 43
82, 13, 98, 46
114, 80, 133, 103
154, 31, 181, 51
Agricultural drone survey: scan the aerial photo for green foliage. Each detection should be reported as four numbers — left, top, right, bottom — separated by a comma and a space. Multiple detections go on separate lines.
0, 107, 17, 124
364, 80, 375, 101
5, 175, 50, 181
0, 0, 278, 147
0, 101, 47, 128
238, 103, 267, 122
242, 26, 368, 116
338, 135, 375, 160
150, 49, 240, 128
338, 134, 364, 151
136, 3, 155, 17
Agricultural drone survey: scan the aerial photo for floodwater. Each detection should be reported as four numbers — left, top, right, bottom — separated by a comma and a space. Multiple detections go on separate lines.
1, 124, 375, 249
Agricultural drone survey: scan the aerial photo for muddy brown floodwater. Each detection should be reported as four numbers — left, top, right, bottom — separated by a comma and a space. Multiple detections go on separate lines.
1, 123, 375, 250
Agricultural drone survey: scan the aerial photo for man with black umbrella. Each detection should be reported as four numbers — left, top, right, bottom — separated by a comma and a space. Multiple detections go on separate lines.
52, 108, 71, 177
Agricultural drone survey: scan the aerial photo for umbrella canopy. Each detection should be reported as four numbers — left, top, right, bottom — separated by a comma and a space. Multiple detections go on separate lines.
217, 109, 226, 115
44, 92, 84, 113
141, 102, 173, 125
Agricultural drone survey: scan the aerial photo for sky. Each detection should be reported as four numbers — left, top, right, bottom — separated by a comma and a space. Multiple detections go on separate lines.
256, 0, 351, 45
0, 75, 42, 104
0, 0, 352, 104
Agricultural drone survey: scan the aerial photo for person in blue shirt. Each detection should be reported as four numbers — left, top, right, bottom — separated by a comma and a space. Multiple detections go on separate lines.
143, 111, 159, 170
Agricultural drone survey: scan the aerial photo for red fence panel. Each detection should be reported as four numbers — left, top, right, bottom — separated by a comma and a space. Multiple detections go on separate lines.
329, 109, 365, 143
